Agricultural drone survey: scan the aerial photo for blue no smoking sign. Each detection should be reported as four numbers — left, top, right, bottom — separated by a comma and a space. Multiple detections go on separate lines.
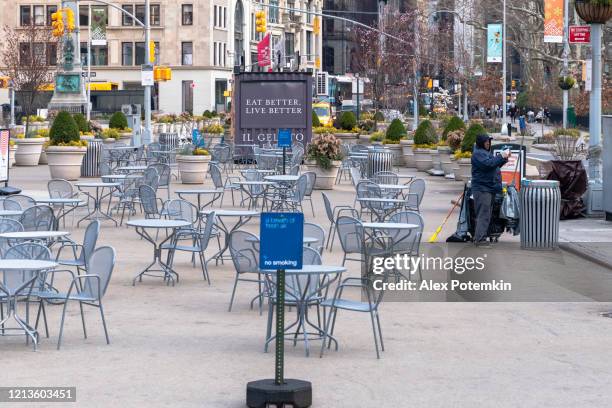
277, 129, 292, 148
260, 212, 303, 270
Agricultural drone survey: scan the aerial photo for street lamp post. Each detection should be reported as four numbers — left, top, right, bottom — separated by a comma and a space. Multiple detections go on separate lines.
502, 0, 507, 131
562, 0, 569, 128
143, 0, 152, 145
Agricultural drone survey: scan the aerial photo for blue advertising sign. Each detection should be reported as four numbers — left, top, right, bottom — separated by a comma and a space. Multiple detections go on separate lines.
487, 24, 503, 63
260, 212, 304, 270
277, 129, 292, 148
192, 128, 205, 148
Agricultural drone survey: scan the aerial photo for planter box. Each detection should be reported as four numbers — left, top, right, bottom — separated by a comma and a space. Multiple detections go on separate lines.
304, 160, 341, 190
46, 146, 87, 180
400, 139, 416, 168
384, 144, 403, 166
119, 132, 133, 143
358, 134, 372, 145
9, 145, 17, 167
177, 155, 211, 184
456, 158, 472, 181
413, 148, 433, 171
14, 138, 45, 166
431, 149, 442, 171
334, 133, 359, 144
38, 137, 50, 164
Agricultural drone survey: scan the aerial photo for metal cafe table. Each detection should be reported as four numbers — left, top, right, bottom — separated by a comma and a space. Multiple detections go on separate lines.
175, 189, 223, 211
128, 219, 193, 286
357, 197, 405, 221
201, 209, 259, 266
75, 182, 121, 226
260, 265, 346, 357
264, 175, 300, 212
0, 210, 23, 219
34, 197, 85, 229
0, 259, 58, 350
0, 230, 70, 246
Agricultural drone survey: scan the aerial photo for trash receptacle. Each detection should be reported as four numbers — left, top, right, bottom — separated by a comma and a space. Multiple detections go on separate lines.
367, 148, 393, 178
81, 138, 103, 177
520, 180, 561, 250
567, 106, 577, 128
159, 133, 179, 151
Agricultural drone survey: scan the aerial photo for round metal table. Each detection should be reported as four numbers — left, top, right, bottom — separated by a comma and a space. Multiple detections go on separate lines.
200, 210, 259, 265
75, 182, 121, 226
34, 198, 85, 229
175, 189, 223, 210
127, 219, 193, 286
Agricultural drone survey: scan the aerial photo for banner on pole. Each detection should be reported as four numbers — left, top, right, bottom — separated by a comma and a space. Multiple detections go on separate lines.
257, 33, 271, 67
544, 0, 563, 43
91, 6, 107, 46
585, 59, 592, 92
0, 129, 10, 183
487, 24, 502, 63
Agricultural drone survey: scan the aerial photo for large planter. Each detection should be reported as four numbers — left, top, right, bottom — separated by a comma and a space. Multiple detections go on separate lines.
575, 1, 612, 24
14, 138, 45, 166
203, 133, 223, 145
118, 131, 133, 143
177, 155, 211, 184
334, 132, 359, 144
400, 139, 416, 168
413, 148, 433, 171
438, 146, 453, 175
431, 149, 442, 171
38, 137, 50, 164
46, 146, 87, 180
384, 143, 403, 166
359, 134, 372, 145
8, 145, 17, 167
456, 158, 472, 182
304, 159, 341, 190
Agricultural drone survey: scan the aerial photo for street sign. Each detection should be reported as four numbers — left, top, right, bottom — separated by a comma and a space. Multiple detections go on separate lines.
277, 128, 292, 148
81, 72, 96, 78
260, 212, 303, 270
141, 65, 154, 87
569, 26, 591, 44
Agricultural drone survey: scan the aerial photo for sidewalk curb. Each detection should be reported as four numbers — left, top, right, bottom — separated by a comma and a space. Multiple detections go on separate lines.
559, 242, 612, 271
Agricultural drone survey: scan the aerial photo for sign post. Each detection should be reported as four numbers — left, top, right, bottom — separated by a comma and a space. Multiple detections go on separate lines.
277, 128, 292, 175
569, 25, 591, 44
247, 212, 311, 408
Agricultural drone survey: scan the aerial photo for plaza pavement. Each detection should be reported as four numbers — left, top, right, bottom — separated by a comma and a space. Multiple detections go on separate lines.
2, 164, 612, 408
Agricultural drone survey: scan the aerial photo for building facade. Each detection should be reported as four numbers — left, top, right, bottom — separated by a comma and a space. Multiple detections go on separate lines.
0, 0, 322, 114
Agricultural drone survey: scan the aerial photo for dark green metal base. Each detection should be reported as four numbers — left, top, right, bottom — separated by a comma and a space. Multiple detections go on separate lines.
246, 379, 312, 408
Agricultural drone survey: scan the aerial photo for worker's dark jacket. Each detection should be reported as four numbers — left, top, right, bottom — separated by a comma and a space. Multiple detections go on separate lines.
471, 135, 508, 193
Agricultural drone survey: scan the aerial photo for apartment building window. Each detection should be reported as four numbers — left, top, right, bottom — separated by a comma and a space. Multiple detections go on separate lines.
269, 0, 279, 24
33, 42, 45, 64
182, 4, 193, 25
306, 31, 313, 61
150, 5, 160, 25
223, 43, 227, 66
33, 5, 45, 26
182, 42, 193, 65
122, 43, 133, 65
307, 0, 313, 24
123, 5, 159, 26
214, 5, 218, 27
287, 1, 295, 20
135, 5, 145, 25
19, 43, 30, 65
223, 7, 227, 28
20, 6, 31, 26
46, 5, 57, 26
81, 42, 108, 66
79, 5, 89, 26
122, 5, 133, 25
47, 43, 57, 66
135, 42, 146, 65
213, 42, 218, 66
285, 33, 295, 58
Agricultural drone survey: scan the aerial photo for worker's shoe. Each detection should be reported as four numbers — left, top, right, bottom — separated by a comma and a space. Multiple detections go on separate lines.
474, 240, 492, 248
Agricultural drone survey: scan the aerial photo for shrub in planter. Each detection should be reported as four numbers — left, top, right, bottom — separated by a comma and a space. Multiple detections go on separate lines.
304, 133, 343, 189
369, 131, 385, 143
558, 76, 576, 90
101, 128, 120, 141
314, 126, 338, 134
386, 118, 407, 142
109, 111, 129, 130
442, 116, 465, 140
373, 111, 385, 122
447, 130, 465, 152
337, 111, 357, 131
73, 113, 91, 133
413, 120, 438, 145
461, 123, 486, 153
312, 111, 321, 127
358, 119, 376, 133
46, 111, 88, 180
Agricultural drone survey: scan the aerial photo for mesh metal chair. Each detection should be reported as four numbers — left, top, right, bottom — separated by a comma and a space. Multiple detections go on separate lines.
336, 216, 365, 266
372, 171, 399, 185
289, 164, 301, 176
116, 172, 144, 225
257, 154, 278, 171
209, 163, 238, 207
53, 246, 115, 349
228, 230, 265, 312
166, 212, 216, 284
303, 222, 326, 255
19, 205, 55, 231
139, 185, 163, 219
143, 167, 160, 191
356, 180, 383, 218
242, 169, 268, 210
148, 163, 171, 200
99, 162, 113, 177
0, 219, 23, 257
7, 194, 36, 210
48, 179, 81, 227
55, 220, 100, 275
403, 178, 426, 212
211, 143, 233, 173
321, 192, 358, 251
387, 211, 424, 280
1, 198, 21, 211
303, 171, 317, 216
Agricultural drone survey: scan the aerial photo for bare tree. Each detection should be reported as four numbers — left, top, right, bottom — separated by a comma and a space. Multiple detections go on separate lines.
1, 23, 56, 135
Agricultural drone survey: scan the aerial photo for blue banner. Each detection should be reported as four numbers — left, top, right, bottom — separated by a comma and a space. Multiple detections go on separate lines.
487, 24, 503, 63
260, 212, 304, 270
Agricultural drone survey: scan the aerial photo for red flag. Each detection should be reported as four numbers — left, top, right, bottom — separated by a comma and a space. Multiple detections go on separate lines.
257, 33, 271, 67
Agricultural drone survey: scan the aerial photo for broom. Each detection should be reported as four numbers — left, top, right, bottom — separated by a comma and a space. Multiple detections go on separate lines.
428, 192, 464, 243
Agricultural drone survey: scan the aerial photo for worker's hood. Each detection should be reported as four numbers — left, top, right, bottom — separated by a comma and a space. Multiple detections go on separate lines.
475, 134, 492, 150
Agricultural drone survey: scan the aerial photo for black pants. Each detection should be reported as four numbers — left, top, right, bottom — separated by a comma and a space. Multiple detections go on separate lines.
473, 191, 494, 243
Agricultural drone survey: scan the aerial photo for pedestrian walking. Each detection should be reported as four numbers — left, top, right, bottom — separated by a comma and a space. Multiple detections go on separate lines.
471, 134, 510, 246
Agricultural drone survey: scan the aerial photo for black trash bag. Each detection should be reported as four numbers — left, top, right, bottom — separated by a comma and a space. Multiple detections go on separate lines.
447, 186, 471, 242
546, 160, 587, 219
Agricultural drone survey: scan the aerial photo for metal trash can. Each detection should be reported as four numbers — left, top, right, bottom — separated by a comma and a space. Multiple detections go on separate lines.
367, 148, 393, 178
159, 133, 179, 151
520, 180, 561, 250
81, 138, 103, 177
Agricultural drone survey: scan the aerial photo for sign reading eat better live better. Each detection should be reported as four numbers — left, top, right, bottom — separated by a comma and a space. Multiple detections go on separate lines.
260, 212, 303, 270
240, 81, 307, 128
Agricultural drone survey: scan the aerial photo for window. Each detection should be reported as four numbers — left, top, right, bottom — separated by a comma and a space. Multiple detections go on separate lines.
153, 42, 160, 65
19, 43, 31, 65
135, 5, 145, 25
81, 42, 108, 66
223, 43, 226, 66
122, 5, 133, 26
214, 5, 218, 27
150, 5, 160, 25
287, 1, 295, 20
46, 5, 57, 26
79, 5, 88, 26
47, 43, 57, 66
285, 33, 295, 58
135, 42, 145, 65
307, 1, 313, 24
182, 42, 193, 65
306, 31, 313, 61
122, 42, 133, 65
20, 6, 31, 26
33, 6, 45, 26
182, 4, 193, 25
223, 7, 227, 28
213, 42, 218, 66
269, 0, 279, 23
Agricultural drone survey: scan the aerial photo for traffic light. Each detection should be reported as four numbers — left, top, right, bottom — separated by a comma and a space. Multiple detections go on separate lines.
255, 11, 266, 33
64, 8, 75, 32
0, 77, 9, 88
149, 41, 156, 63
51, 10, 64, 37
315, 56, 321, 69
154, 67, 172, 82
313, 16, 320, 35
511, 80, 516, 88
